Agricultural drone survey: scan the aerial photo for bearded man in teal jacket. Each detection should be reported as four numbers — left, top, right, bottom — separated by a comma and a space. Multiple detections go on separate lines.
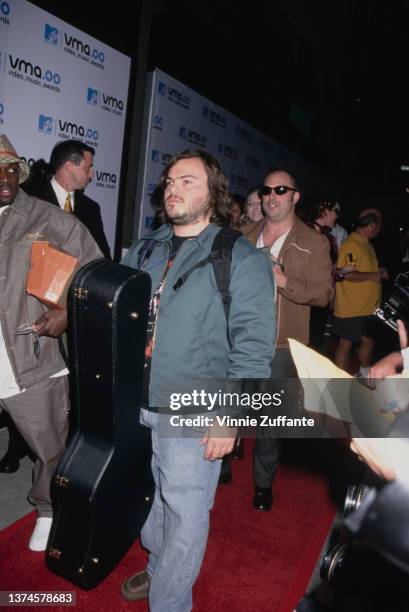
121, 150, 276, 612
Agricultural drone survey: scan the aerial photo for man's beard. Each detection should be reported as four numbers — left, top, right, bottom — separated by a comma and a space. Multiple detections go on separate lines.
166, 200, 212, 226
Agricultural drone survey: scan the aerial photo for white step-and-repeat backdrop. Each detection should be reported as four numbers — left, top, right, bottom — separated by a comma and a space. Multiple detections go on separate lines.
136, 68, 336, 236
0, 0, 131, 253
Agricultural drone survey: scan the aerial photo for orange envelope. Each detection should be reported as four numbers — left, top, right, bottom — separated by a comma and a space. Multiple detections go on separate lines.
26, 241, 78, 309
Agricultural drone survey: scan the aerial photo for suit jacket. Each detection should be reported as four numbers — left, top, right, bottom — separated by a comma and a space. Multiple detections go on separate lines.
0, 189, 102, 389
24, 179, 111, 258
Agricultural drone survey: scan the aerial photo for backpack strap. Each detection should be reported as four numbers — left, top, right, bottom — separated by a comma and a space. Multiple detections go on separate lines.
173, 256, 212, 291
173, 227, 241, 323
136, 239, 156, 271
209, 227, 241, 322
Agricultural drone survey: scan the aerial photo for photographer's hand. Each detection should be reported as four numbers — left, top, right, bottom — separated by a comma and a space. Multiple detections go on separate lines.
366, 320, 408, 383
367, 352, 403, 382
350, 438, 397, 481
397, 319, 408, 350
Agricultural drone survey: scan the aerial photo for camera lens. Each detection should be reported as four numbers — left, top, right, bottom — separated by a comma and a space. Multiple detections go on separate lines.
320, 543, 349, 586
343, 485, 371, 517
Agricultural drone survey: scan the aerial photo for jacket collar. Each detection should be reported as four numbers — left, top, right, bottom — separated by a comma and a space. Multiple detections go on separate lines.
242, 216, 314, 251
246, 215, 309, 238
8, 188, 31, 217
284, 215, 307, 242
142, 222, 220, 248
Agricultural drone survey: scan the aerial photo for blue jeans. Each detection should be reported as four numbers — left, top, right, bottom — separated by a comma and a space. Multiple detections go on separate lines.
140, 408, 221, 612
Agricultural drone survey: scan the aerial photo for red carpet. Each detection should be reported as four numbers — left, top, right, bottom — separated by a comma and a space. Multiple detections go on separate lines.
0, 442, 335, 611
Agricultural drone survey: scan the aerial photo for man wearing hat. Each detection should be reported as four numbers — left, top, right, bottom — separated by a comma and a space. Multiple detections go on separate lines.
333, 208, 387, 376
0, 135, 101, 550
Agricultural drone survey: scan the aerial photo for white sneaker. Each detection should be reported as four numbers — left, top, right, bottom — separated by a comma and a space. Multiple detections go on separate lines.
29, 517, 53, 551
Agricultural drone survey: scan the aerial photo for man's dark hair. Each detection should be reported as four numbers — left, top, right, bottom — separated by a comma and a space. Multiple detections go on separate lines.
157, 149, 232, 226
23, 158, 53, 189
265, 168, 299, 190
356, 212, 379, 228
50, 139, 95, 173
299, 194, 338, 225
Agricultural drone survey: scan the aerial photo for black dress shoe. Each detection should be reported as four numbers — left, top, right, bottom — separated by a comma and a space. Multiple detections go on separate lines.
253, 486, 273, 511
0, 451, 21, 474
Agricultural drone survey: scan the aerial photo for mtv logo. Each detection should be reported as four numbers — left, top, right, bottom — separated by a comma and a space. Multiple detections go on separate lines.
38, 114, 54, 134
158, 81, 166, 96
44, 24, 59, 46
87, 87, 99, 105
151, 149, 160, 163
179, 126, 186, 139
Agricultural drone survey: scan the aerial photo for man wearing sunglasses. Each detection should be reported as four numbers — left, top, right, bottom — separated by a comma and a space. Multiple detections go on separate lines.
242, 169, 333, 511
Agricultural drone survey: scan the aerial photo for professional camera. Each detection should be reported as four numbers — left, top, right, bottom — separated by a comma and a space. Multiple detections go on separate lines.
342, 484, 370, 517
320, 541, 409, 610
319, 485, 370, 587
319, 484, 409, 611
320, 542, 373, 590
376, 271, 409, 331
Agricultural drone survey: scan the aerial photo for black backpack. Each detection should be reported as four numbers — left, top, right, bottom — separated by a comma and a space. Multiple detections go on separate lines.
136, 226, 241, 322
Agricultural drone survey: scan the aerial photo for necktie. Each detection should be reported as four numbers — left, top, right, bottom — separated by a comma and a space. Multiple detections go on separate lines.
64, 193, 72, 213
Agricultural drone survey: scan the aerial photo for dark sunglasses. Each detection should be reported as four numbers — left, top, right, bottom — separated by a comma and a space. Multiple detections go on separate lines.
258, 185, 298, 197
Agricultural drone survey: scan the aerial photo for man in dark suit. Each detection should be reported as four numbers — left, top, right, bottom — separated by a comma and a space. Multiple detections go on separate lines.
0, 140, 110, 474
25, 139, 110, 258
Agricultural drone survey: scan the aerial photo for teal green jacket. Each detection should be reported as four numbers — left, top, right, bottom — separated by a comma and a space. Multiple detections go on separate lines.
122, 223, 276, 411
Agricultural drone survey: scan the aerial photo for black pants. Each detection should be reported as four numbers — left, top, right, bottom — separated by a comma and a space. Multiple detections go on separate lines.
253, 348, 299, 488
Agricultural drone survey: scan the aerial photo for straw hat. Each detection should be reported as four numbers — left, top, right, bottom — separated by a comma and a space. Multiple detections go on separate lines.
0, 134, 30, 184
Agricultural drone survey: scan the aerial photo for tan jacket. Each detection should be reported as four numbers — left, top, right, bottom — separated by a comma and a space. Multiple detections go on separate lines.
242, 216, 333, 348
0, 189, 102, 389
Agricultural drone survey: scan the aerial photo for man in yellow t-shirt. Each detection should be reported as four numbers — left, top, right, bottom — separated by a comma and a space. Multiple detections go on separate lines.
333, 208, 388, 374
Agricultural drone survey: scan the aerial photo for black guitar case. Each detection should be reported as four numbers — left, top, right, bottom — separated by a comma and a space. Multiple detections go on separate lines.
46, 259, 154, 589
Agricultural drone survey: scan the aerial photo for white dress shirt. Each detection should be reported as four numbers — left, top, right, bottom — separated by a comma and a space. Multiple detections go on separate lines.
51, 177, 73, 212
